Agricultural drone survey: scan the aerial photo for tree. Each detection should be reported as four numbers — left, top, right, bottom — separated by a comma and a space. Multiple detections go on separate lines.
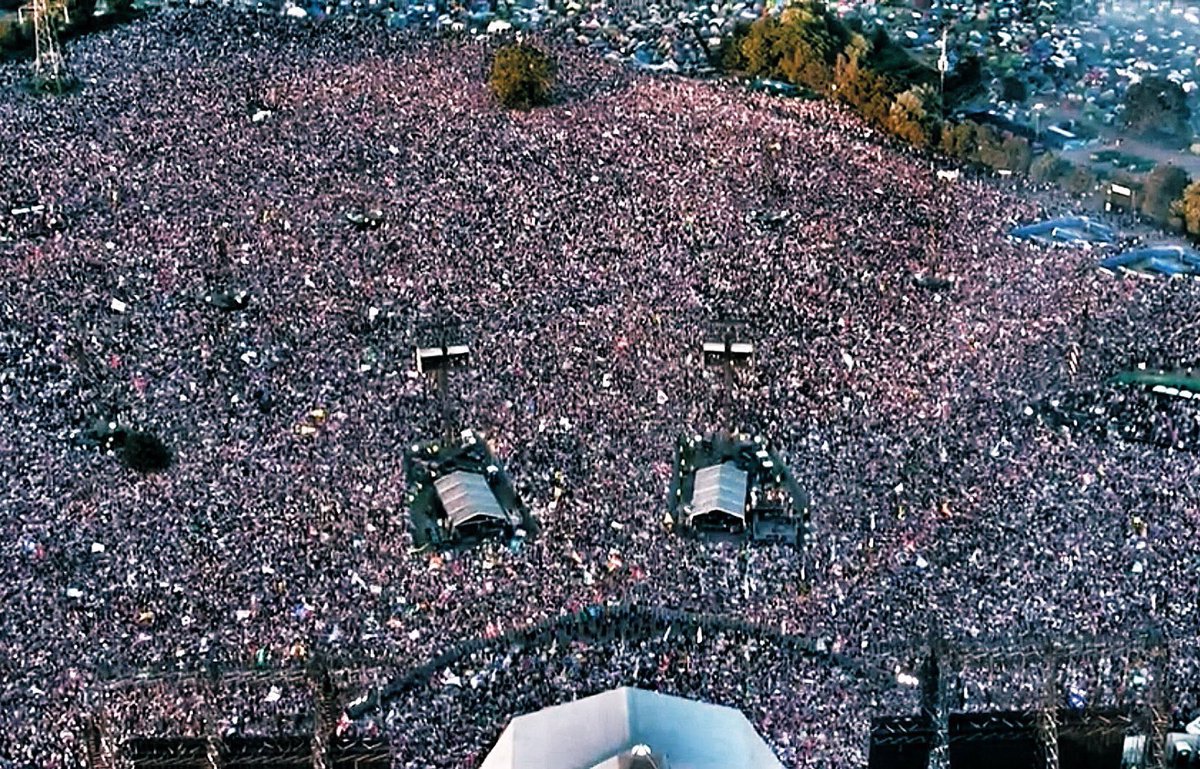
939, 120, 978, 159
1000, 74, 1027, 104
1122, 77, 1192, 142
1140, 163, 1190, 224
1000, 134, 1032, 174
1172, 181, 1200, 237
718, 24, 751, 73
943, 54, 982, 107
886, 85, 940, 148
973, 123, 1007, 169
1030, 153, 1071, 184
1064, 165, 1098, 196
834, 42, 894, 125
773, 3, 846, 91
122, 431, 172, 473
739, 17, 781, 77
488, 43, 556, 110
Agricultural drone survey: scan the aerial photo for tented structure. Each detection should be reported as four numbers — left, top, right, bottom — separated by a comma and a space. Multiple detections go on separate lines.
433, 471, 507, 532
687, 463, 748, 527
480, 687, 783, 769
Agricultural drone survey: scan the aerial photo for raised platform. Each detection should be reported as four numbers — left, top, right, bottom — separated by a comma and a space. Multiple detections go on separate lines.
869, 710, 1131, 769
668, 431, 808, 546
404, 429, 536, 552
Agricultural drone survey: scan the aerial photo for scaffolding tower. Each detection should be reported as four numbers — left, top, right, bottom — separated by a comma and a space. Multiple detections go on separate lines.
20, 0, 74, 93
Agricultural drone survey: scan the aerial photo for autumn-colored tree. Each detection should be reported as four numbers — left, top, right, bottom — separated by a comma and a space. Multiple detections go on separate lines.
1064, 165, 1098, 196
886, 85, 940, 148
1030, 153, 1071, 184
489, 43, 556, 110
833, 43, 894, 125
1172, 181, 1200, 237
1140, 163, 1190, 224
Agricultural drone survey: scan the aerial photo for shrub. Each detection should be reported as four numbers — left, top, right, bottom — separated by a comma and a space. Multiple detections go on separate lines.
123, 431, 172, 473
488, 43, 556, 110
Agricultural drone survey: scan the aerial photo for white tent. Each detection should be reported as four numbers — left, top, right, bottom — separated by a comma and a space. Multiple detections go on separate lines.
688, 463, 748, 525
433, 471, 507, 532
480, 687, 783, 769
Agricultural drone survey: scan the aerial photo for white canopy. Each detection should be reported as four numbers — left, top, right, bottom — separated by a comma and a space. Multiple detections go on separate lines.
688, 463, 748, 524
480, 687, 783, 769
433, 471, 506, 531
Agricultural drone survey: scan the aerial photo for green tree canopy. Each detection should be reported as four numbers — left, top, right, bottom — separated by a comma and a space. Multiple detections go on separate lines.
1122, 77, 1192, 142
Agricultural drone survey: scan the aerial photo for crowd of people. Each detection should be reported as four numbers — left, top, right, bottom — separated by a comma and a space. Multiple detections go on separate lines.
2, 8, 1199, 768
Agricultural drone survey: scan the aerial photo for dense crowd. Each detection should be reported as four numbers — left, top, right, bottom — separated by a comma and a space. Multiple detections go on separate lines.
2, 9, 1199, 768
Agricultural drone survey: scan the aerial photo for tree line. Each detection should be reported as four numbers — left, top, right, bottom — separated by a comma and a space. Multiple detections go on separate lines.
718, 2, 1200, 239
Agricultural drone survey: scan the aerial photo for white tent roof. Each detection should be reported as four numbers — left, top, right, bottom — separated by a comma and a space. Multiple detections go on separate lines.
480, 687, 783, 769
688, 463, 748, 523
433, 471, 506, 530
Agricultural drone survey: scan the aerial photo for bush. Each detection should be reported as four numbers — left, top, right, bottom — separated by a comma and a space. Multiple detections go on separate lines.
123, 431, 172, 473
488, 43, 556, 110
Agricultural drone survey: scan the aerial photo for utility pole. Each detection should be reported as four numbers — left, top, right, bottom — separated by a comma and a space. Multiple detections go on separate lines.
937, 26, 949, 119
20, 0, 74, 93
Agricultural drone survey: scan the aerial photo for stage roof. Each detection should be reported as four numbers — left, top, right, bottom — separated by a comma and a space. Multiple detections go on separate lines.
1099, 244, 1200, 278
479, 687, 783, 769
433, 471, 507, 530
689, 463, 748, 523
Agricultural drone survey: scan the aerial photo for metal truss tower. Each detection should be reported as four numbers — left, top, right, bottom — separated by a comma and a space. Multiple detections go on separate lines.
1038, 649, 1061, 769
23, 0, 73, 93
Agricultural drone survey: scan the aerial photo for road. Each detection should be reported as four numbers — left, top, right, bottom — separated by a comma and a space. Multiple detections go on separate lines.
1061, 136, 1200, 178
